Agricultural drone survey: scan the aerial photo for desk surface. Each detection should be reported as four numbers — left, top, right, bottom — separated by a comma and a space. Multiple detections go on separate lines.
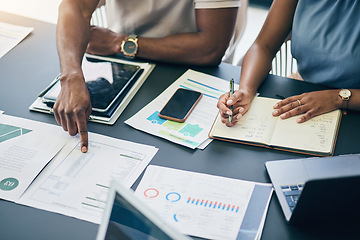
1, 11, 359, 240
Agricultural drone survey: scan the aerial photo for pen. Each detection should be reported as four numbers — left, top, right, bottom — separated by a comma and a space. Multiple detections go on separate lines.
229, 78, 234, 123
38, 75, 60, 97
275, 94, 286, 100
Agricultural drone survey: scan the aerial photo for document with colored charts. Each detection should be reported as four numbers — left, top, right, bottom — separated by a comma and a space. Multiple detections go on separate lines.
135, 165, 273, 240
125, 69, 233, 149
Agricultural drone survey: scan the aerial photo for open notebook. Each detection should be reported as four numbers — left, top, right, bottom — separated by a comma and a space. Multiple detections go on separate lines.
209, 96, 341, 156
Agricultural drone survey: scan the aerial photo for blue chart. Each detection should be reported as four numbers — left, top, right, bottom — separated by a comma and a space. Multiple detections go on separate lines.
0, 123, 32, 143
166, 192, 181, 202
186, 197, 240, 213
181, 78, 226, 100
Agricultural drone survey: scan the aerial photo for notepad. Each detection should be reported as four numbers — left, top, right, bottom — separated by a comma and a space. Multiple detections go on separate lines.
209, 96, 341, 156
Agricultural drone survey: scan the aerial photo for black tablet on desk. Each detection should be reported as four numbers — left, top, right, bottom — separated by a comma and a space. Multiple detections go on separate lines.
42, 56, 141, 117
96, 181, 191, 240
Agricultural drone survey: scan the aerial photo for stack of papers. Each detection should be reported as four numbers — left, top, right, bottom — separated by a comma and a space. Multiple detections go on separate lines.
0, 114, 158, 224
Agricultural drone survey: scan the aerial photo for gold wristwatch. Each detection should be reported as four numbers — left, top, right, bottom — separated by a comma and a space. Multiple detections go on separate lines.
120, 34, 138, 58
339, 89, 351, 115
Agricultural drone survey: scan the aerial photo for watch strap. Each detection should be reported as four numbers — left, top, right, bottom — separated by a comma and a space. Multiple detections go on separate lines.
128, 34, 138, 41
340, 89, 351, 115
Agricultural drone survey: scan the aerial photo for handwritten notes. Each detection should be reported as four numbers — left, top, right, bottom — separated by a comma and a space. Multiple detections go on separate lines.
209, 97, 341, 156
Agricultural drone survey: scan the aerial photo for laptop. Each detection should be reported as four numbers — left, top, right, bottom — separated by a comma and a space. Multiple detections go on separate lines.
265, 154, 360, 225
96, 180, 192, 240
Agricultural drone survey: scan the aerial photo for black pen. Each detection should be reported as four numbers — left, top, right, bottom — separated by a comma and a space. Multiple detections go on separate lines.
275, 94, 286, 100
229, 78, 234, 123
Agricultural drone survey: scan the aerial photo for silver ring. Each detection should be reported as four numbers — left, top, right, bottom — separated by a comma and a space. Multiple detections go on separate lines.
297, 100, 302, 106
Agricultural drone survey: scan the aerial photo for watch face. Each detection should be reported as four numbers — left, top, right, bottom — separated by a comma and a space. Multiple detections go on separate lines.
123, 41, 137, 55
340, 89, 351, 98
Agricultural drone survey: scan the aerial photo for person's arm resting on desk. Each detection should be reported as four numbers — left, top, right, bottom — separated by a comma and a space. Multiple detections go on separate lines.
86, 8, 238, 66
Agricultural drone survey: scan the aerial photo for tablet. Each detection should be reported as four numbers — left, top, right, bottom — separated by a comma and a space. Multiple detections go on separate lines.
96, 180, 191, 240
42, 56, 141, 113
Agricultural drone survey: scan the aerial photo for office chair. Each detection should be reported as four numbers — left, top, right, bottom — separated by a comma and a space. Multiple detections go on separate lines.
270, 39, 299, 79
90, 5, 108, 28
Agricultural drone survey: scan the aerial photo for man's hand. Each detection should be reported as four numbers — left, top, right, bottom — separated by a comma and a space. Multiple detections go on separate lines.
217, 89, 254, 127
53, 75, 92, 153
86, 26, 125, 56
272, 90, 341, 123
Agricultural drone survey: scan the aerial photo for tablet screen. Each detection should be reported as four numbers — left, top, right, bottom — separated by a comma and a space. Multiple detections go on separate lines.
42, 57, 140, 112
103, 192, 173, 240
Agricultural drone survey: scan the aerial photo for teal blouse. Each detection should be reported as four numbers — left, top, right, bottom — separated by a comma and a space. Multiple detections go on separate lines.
291, 0, 360, 88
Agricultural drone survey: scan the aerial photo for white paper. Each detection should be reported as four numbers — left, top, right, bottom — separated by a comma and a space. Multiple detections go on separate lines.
125, 69, 229, 149
134, 165, 272, 240
0, 21, 33, 58
18, 133, 158, 224
0, 114, 68, 201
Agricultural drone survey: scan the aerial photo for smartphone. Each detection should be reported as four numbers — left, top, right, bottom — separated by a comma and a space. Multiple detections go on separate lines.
158, 88, 202, 122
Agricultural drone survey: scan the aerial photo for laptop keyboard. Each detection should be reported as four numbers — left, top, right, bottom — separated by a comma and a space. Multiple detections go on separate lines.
281, 184, 304, 212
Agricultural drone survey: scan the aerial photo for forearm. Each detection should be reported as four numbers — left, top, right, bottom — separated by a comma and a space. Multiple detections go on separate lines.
56, 0, 98, 80
238, 0, 297, 97
136, 32, 227, 66
134, 8, 238, 66
238, 43, 274, 97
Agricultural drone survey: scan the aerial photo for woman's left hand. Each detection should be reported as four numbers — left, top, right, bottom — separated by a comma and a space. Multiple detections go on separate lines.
272, 90, 342, 123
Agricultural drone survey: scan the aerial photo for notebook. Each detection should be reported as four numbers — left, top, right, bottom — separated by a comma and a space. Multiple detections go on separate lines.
209, 96, 342, 156
96, 180, 191, 240
265, 154, 360, 225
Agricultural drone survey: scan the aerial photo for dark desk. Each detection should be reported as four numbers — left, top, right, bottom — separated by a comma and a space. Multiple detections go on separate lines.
1, 11, 359, 240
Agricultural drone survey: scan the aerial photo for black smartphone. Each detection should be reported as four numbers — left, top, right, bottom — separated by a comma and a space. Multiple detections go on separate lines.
158, 88, 202, 122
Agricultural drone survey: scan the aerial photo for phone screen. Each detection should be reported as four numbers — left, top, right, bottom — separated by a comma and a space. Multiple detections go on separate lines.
159, 88, 202, 122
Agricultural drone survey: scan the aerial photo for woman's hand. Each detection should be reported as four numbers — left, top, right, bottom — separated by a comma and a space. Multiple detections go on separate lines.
217, 89, 254, 126
272, 90, 342, 123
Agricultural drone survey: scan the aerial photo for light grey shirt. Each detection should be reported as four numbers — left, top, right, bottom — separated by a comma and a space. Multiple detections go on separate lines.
106, 0, 240, 38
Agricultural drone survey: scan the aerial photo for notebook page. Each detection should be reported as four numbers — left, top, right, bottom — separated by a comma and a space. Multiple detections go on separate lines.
210, 97, 279, 145
270, 109, 341, 154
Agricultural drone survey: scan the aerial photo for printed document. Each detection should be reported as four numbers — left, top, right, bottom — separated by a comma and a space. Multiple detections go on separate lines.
134, 165, 273, 240
18, 133, 158, 224
0, 114, 68, 201
125, 69, 229, 149
0, 21, 33, 58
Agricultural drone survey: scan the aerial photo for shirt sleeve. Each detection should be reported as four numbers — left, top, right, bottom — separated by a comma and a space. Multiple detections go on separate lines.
194, 0, 241, 9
